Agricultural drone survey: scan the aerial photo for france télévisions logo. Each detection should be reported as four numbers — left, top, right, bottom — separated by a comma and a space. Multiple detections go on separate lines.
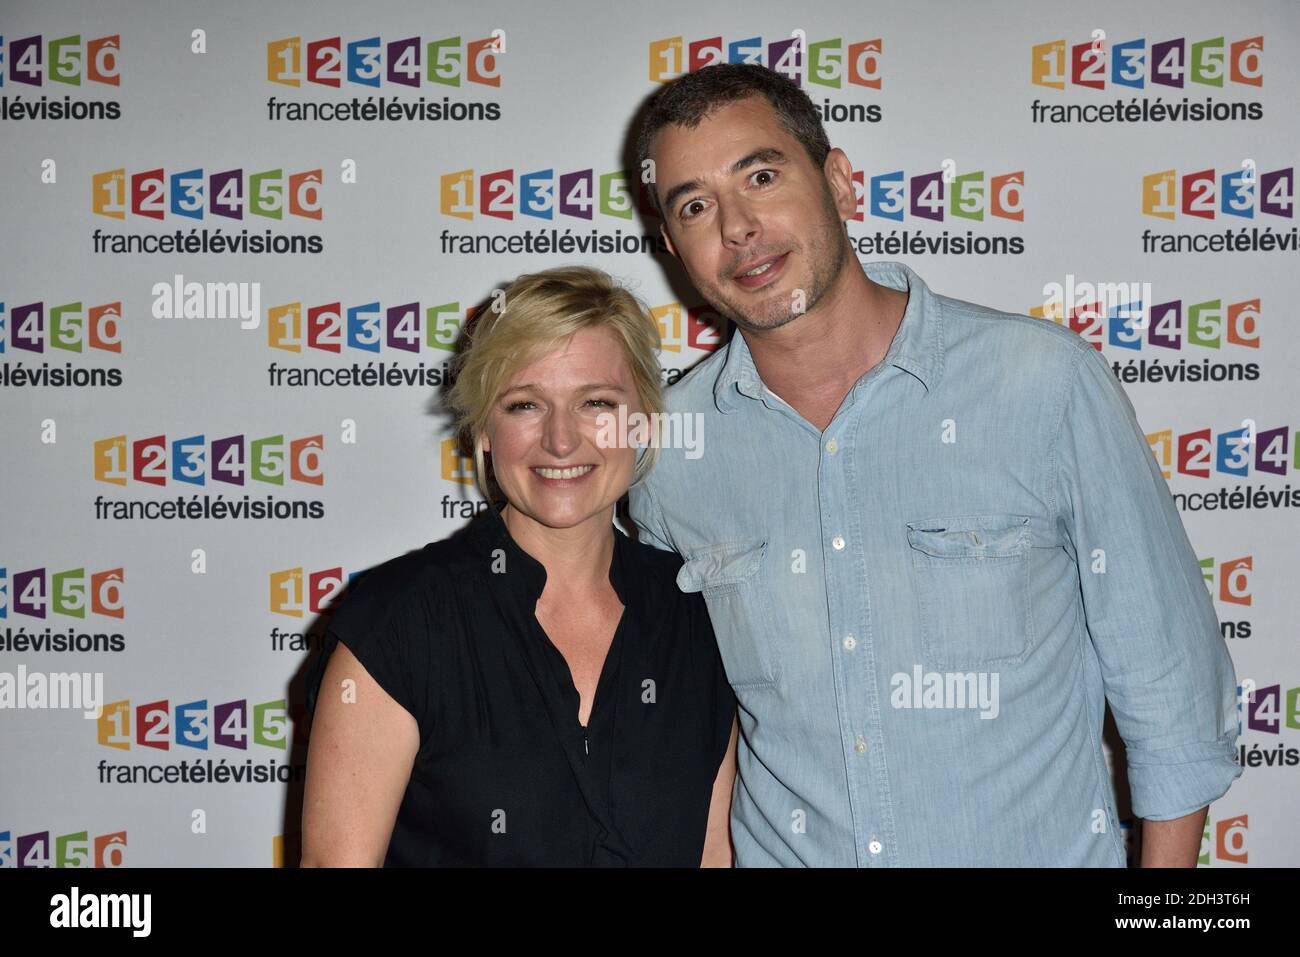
92, 165, 322, 221
440, 164, 651, 223
1031, 33, 1262, 91
97, 695, 297, 752
1147, 423, 1300, 514
270, 565, 358, 618
1236, 679, 1300, 777
437, 163, 663, 257
269, 564, 360, 652
1199, 813, 1248, 865
263, 294, 725, 388
267, 33, 502, 87
649, 32, 882, 123
441, 437, 475, 487
1202, 556, 1252, 607
90, 166, 325, 256
91, 432, 326, 522
269, 298, 469, 353
1, 33, 120, 86
95, 695, 308, 786
1031, 291, 1261, 386
1, 828, 128, 868
0, 564, 126, 655
93, 432, 323, 486
1239, 681, 1300, 736
265, 33, 503, 123
0, 298, 124, 388
651, 302, 725, 354
1033, 292, 1258, 352
265, 297, 471, 389
1201, 554, 1252, 641
2, 565, 124, 621
1142, 163, 1292, 220
849, 165, 1026, 258
852, 165, 1023, 223
1148, 422, 1294, 479
0, 33, 121, 121
1140, 162, 1297, 256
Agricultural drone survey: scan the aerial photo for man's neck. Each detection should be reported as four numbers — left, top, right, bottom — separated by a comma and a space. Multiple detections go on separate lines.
742, 263, 908, 431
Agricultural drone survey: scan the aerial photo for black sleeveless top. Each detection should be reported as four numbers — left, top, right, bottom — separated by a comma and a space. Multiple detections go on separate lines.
305, 501, 736, 866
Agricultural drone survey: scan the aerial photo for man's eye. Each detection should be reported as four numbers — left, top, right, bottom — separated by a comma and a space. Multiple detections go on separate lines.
681, 200, 704, 220
752, 169, 778, 187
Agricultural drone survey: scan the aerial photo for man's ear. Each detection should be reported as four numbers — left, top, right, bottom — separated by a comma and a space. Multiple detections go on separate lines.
823, 148, 858, 222
660, 222, 678, 259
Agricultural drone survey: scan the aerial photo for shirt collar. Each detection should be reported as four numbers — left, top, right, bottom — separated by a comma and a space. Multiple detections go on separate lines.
465, 500, 632, 607
712, 259, 944, 413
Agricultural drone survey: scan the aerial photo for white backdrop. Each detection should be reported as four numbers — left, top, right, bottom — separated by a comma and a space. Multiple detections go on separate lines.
1, 0, 1295, 867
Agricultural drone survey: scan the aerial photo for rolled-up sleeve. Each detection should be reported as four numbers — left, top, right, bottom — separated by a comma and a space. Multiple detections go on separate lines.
1054, 343, 1242, 821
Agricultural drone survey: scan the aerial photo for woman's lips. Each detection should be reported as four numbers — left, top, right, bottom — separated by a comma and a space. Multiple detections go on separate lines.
529, 464, 597, 487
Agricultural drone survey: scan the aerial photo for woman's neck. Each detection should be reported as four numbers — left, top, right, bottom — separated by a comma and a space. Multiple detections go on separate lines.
501, 502, 617, 597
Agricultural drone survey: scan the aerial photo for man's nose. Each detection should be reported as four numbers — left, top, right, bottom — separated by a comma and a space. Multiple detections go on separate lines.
719, 198, 761, 248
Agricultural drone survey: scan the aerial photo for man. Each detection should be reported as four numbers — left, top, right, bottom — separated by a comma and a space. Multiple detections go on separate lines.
626, 63, 1241, 867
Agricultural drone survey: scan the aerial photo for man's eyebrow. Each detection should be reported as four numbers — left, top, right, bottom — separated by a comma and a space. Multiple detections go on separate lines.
660, 147, 790, 215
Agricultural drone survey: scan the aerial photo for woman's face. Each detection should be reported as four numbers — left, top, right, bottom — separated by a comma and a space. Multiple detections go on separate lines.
483, 325, 644, 534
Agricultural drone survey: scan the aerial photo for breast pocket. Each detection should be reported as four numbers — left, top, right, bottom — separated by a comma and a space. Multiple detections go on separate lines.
677, 540, 778, 690
905, 514, 1044, 670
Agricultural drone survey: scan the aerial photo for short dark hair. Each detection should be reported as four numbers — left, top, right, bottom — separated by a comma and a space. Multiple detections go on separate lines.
636, 63, 832, 220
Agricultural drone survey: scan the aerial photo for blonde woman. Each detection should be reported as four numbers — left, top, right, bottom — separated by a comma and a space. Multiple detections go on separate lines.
301, 266, 739, 867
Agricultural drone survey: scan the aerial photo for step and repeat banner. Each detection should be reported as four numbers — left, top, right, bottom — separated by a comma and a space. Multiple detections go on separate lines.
1, 0, 1295, 867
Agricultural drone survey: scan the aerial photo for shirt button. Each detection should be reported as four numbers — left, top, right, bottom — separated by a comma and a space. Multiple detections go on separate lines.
869, 839, 883, 855
843, 634, 857, 651
854, 734, 867, 754
825, 439, 839, 454
832, 535, 845, 550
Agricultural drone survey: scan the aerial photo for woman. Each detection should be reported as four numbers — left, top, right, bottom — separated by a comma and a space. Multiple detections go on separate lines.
301, 266, 739, 866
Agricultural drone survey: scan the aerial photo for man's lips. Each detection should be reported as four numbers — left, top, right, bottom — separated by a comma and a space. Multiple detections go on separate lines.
732, 251, 789, 290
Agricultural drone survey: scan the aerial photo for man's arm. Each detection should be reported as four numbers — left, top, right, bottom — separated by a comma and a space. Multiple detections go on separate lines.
1142, 808, 1208, 867
1053, 342, 1242, 865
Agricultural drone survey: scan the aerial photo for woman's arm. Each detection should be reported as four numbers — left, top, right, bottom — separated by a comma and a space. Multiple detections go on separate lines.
300, 641, 419, 866
700, 715, 739, 867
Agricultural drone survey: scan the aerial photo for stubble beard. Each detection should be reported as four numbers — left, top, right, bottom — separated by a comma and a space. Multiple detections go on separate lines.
714, 195, 850, 336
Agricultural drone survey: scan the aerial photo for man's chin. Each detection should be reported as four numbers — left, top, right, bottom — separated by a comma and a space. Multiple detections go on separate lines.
731, 305, 805, 335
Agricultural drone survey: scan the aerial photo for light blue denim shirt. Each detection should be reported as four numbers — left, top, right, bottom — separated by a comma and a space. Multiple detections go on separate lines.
628, 260, 1241, 867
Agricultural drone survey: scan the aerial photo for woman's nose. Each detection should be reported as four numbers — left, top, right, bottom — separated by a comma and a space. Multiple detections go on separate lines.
541, 408, 581, 458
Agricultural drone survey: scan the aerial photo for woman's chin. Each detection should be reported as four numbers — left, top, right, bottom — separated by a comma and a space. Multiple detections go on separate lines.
509, 495, 621, 531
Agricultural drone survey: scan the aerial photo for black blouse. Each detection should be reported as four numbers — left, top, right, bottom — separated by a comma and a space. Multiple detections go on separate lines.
305, 500, 736, 866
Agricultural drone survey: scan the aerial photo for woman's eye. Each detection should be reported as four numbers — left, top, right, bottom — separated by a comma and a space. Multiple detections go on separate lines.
505, 400, 535, 412
586, 398, 615, 408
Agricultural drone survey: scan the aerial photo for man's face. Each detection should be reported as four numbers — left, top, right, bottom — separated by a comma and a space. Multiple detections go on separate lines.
651, 95, 854, 334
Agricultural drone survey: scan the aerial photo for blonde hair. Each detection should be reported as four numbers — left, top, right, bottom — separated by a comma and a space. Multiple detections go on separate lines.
446, 265, 665, 504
